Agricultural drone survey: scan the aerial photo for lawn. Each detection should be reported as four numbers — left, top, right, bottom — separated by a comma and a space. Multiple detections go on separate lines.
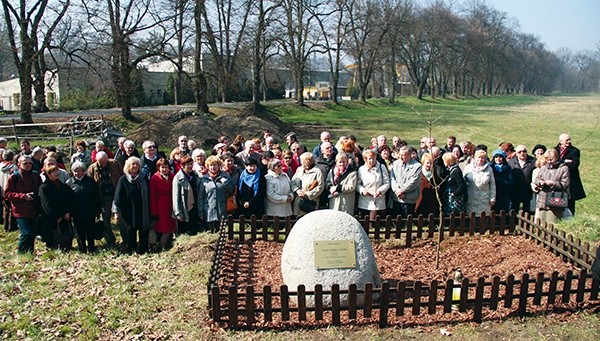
1, 94, 599, 339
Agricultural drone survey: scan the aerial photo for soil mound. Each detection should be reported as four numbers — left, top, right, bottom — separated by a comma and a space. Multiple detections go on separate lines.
215, 103, 293, 142
128, 104, 297, 149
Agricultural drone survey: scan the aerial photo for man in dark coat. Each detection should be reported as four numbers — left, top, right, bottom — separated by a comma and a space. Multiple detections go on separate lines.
556, 133, 586, 215
508, 144, 536, 213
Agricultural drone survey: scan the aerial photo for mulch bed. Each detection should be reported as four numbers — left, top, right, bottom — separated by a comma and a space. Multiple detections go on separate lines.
218, 234, 577, 290
214, 234, 596, 329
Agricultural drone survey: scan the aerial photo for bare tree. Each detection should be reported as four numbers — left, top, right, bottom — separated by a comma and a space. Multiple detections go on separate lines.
193, 0, 209, 113
82, 0, 173, 119
2, 0, 69, 122
278, 0, 327, 105
345, 0, 389, 102
313, 0, 349, 104
249, 0, 281, 106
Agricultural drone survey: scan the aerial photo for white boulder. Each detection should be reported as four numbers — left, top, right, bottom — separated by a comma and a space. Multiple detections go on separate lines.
281, 209, 381, 306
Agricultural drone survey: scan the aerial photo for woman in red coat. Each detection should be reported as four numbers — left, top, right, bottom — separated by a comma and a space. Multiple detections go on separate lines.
150, 158, 176, 250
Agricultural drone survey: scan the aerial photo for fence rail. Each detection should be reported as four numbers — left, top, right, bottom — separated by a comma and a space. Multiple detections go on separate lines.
208, 211, 599, 329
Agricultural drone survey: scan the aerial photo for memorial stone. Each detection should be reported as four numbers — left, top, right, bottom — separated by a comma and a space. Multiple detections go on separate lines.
281, 209, 381, 306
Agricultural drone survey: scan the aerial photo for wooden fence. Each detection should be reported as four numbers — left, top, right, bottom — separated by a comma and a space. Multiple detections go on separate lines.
207, 211, 599, 329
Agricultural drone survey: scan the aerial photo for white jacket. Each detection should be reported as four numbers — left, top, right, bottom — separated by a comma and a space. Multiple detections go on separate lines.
463, 162, 496, 215
265, 170, 293, 217
356, 162, 390, 210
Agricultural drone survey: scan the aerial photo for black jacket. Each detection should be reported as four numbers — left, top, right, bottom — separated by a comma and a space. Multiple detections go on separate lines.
39, 179, 73, 223
67, 175, 102, 219
508, 155, 535, 202
557, 144, 586, 201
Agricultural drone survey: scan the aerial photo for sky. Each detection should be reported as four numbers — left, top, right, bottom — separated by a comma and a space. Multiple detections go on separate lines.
477, 0, 600, 52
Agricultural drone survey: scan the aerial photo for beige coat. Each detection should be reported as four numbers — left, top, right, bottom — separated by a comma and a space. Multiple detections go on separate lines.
326, 169, 357, 215
291, 166, 324, 216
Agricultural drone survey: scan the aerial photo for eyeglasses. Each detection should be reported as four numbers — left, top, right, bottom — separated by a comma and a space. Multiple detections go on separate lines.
147, 146, 156, 149
21, 162, 32, 165
284, 157, 292, 159
516, 150, 526, 154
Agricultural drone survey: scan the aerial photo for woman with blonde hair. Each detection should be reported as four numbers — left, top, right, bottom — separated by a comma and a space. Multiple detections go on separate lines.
291, 152, 324, 216
113, 156, 150, 254
326, 153, 357, 215
463, 149, 496, 215
441, 153, 466, 215
356, 149, 390, 220
415, 153, 439, 216
198, 155, 232, 232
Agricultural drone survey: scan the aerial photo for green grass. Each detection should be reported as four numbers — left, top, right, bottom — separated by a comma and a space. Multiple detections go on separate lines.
1, 95, 599, 339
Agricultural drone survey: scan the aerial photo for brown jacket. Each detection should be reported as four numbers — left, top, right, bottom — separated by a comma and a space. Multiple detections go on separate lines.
87, 160, 123, 197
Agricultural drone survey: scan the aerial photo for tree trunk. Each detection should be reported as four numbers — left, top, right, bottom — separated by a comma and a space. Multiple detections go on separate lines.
18, 70, 34, 123
194, 0, 209, 113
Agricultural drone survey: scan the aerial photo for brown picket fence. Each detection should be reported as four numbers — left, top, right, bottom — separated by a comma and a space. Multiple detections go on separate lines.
207, 211, 599, 329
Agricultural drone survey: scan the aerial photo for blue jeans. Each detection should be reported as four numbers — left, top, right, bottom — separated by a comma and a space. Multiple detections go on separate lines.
17, 218, 37, 254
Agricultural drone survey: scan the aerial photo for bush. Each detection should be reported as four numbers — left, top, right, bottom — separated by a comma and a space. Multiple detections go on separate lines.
58, 90, 117, 111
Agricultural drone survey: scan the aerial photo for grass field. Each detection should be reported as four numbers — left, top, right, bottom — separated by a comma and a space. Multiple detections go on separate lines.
1, 95, 599, 339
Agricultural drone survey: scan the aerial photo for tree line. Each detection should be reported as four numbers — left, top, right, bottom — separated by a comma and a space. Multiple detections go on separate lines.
2, 0, 599, 123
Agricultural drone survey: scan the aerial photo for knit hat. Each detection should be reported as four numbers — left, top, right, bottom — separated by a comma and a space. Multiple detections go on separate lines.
492, 149, 506, 159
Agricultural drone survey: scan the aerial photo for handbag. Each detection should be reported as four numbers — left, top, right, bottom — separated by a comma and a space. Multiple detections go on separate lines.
226, 187, 238, 213
546, 189, 568, 208
94, 218, 106, 240
299, 198, 317, 213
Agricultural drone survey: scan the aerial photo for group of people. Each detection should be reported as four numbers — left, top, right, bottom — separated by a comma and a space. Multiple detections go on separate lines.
0, 130, 585, 255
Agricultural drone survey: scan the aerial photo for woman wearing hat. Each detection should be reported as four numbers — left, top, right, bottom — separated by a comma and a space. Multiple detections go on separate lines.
491, 149, 513, 213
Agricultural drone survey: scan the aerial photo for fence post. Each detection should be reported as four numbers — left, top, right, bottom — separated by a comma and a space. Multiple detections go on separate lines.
379, 282, 390, 328
364, 283, 373, 318
331, 284, 341, 326
228, 286, 238, 329
11, 119, 18, 144
297, 285, 307, 321
245, 286, 255, 326
396, 281, 406, 316
518, 273, 529, 316
412, 281, 422, 315
281, 285, 290, 321
473, 277, 485, 323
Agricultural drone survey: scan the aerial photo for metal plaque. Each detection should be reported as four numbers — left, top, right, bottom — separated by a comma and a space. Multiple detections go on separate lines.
314, 240, 357, 269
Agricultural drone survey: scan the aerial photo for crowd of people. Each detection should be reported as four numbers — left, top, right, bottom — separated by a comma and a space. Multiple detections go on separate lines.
0, 130, 586, 255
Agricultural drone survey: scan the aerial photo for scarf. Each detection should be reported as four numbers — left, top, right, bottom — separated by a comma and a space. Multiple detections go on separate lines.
239, 168, 261, 196
183, 171, 196, 209
125, 172, 150, 229
493, 163, 508, 173
422, 169, 433, 181
333, 165, 346, 185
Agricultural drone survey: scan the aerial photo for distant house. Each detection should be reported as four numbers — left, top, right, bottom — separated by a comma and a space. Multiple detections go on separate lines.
0, 67, 175, 110
282, 69, 353, 100
0, 68, 103, 111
